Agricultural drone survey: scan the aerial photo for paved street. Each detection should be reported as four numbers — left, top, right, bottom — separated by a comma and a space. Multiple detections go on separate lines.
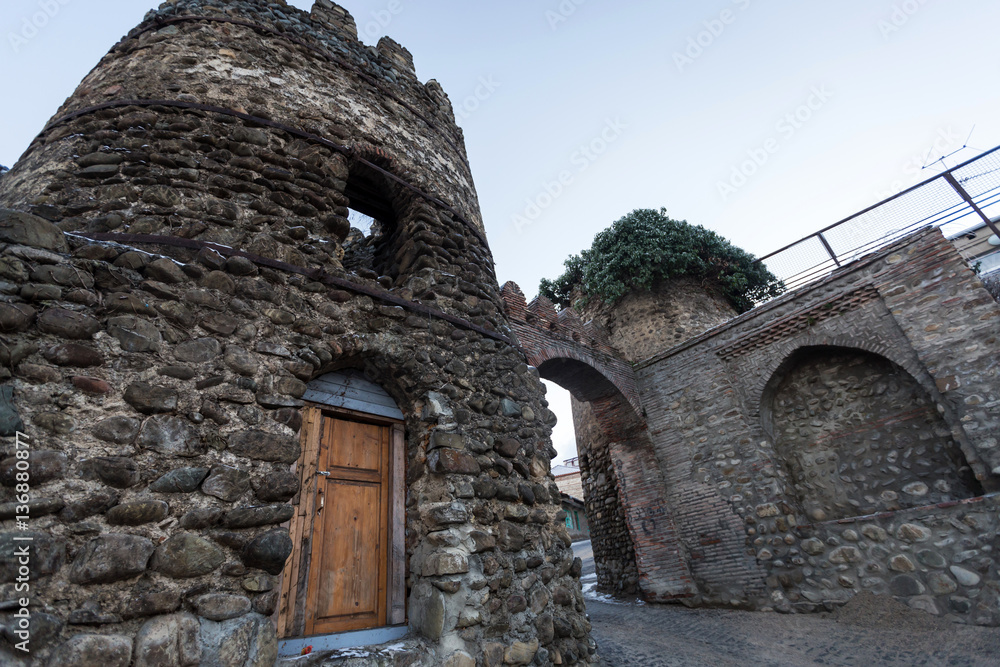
571, 541, 1000, 667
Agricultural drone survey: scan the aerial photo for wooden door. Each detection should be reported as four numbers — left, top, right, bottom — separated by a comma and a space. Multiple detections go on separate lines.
278, 406, 406, 639
304, 416, 390, 634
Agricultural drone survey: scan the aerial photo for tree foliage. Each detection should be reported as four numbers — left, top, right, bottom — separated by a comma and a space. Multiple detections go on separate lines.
539, 208, 783, 313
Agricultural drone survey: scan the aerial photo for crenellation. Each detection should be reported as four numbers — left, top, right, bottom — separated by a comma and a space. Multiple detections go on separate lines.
310, 0, 359, 42
526, 294, 558, 328
376, 36, 417, 78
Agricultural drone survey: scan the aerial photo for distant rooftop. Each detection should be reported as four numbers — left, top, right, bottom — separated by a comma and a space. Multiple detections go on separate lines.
552, 459, 580, 477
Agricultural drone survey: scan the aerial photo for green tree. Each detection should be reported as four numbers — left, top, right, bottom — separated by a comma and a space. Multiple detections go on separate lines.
539, 208, 783, 313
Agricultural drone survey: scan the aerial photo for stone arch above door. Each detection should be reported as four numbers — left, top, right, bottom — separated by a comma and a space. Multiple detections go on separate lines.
303, 370, 405, 421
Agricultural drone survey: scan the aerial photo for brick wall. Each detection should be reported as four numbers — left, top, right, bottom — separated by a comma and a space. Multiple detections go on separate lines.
503, 227, 1000, 623
635, 227, 1000, 620
555, 470, 584, 500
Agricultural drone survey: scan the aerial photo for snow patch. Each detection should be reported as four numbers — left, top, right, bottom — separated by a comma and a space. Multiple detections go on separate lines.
582, 582, 645, 606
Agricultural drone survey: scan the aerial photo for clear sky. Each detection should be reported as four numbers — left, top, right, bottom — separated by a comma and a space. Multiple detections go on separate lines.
3, 0, 1000, 463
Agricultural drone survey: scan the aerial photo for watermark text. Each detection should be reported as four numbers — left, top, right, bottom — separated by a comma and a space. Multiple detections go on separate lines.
8, 0, 73, 54
673, 0, 752, 73
359, 0, 404, 42
547, 0, 588, 31
717, 86, 833, 202
878, 0, 932, 39
12, 431, 32, 654
513, 118, 627, 233
455, 76, 501, 122
874, 126, 963, 200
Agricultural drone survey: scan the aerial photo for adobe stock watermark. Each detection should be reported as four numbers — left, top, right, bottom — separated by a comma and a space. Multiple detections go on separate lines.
7, 0, 73, 54
454, 76, 501, 122
878, 0, 931, 40
717, 85, 834, 202
11, 430, 32, 654
546, 0, 588, 31
873, 126, 963, 200
358, 0, 403, 43
673, 0, 752, 73
512, 118, 627, 233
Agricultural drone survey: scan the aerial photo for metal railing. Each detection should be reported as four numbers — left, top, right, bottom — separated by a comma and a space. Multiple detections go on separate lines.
756, 145, 1000, 292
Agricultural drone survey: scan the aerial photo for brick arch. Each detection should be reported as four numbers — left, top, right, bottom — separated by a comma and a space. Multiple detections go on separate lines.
500, 283, 698, 601
500, 282, 642, 415
750, 333, 930, 429
758, 343, 985, 520
529, 344, 642, 420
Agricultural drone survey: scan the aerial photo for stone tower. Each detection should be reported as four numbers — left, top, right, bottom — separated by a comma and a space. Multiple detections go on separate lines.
0, 1, 594, 665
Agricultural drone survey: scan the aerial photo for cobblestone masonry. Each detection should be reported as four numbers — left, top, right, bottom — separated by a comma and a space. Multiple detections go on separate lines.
787, 494, 1000, 624
0, 1, 595, 665
769, 347, 981, 522
507, 227, 1000, 624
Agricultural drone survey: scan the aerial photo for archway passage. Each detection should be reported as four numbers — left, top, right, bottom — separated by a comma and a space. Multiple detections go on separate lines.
765, 347, 983, 522
501, 282, 695, 601
538, 358, 621, 405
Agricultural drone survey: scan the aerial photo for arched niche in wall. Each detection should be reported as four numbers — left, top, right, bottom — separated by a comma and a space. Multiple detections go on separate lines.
277, 370, 407, 651
760, 346, 982, 522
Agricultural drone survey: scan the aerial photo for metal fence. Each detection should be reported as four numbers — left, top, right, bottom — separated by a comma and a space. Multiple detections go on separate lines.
756, 145, 1000, 293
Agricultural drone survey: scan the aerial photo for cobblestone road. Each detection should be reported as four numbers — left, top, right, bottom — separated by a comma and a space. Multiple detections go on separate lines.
588, 599, 1000, 667
571, 541, 1000, 667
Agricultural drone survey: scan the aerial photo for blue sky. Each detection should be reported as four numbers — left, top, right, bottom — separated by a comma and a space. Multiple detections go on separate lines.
3, 0, 999, 462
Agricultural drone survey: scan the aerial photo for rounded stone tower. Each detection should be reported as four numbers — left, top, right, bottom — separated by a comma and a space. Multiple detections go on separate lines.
576, 278, 738, 364
0, 1, 595, 665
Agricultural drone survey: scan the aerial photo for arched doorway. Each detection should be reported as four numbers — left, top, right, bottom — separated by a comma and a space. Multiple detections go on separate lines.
277, 370, 407, 649
536, 356, 695, 601
763, 347, 982, 522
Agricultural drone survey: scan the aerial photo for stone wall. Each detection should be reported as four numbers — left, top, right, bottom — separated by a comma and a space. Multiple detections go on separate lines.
785, 494, 999, 625
636, 228, 1000, 619
0, 1, 595, 665
577, 278, 736, 364
509, 226, 1000, 624
768, 347, 981, 522
571, 399, 638, 595
982, 272, 1000, 302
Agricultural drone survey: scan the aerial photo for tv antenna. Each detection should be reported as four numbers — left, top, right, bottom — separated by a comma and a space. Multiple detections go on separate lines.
921, 126, 981, 172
